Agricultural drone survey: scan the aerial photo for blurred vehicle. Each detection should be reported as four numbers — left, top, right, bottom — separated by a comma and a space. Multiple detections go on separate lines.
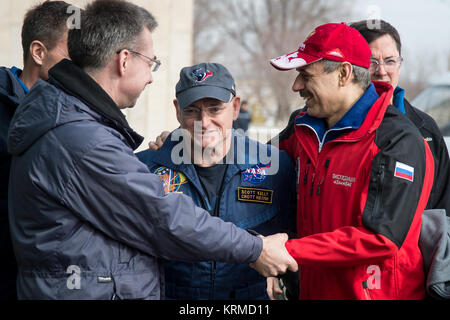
412, 72, 450, 136
412, 72, 450, 154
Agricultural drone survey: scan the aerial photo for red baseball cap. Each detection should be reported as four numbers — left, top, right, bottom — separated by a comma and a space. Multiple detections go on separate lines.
270, 23, 371, 71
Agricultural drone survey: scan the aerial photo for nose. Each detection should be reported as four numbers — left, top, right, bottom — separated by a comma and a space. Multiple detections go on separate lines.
200, 109, 212, 128
292, 74, 305, 92
375, 63, 387, 76
147, 72, 153, 85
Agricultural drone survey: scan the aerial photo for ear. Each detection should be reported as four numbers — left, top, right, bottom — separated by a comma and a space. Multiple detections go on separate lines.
338, 62, 353, 87
232, 96, 241, 120
117, 50, 131, 77
173, 99, 182, 124
29, 40, 47, 66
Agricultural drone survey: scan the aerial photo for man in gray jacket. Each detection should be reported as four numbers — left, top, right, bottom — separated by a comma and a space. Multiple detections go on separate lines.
7, 0, 296, 300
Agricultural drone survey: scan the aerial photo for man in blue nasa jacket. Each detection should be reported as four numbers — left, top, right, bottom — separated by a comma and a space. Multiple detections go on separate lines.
137, 63, 297, 300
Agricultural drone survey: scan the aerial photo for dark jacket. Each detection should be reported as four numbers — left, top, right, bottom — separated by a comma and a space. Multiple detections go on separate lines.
0, 66, 27, 300
137, 132, 296, 300
7, 59, 262, 300
403, 99, 450, 216
403, 99, 450, 300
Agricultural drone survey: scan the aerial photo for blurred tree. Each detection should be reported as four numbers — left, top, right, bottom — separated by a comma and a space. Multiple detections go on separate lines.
193, 0, 355, 123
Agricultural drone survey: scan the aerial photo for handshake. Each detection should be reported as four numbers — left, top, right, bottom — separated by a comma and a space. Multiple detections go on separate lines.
250, 233, 298, 277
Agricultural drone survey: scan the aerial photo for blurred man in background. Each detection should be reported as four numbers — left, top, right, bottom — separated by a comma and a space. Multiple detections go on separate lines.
350, 19, 450, 217
233, 100, 252, 132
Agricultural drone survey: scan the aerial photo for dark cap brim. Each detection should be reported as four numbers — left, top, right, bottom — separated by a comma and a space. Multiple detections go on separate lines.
177, 85, 233, 109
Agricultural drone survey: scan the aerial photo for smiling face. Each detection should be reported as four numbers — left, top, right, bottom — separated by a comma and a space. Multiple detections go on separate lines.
292, 61, 341, 120
368, 34, 402, 89
174, 95, 240, 160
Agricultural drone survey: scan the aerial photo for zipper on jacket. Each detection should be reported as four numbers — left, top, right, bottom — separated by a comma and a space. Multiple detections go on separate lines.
316, 159, 330, 195
318, 141, 324, 153
372, 158, 386, 217
362, 280, 372, 300
310, 173, 315, 196
208, 168, 239, 300
303, 158, 311, 185
210, 261, 217, 300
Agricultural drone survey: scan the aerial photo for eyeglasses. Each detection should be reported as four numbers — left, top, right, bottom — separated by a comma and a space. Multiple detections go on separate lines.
181, 96, 235, 118
369, 57, 403, 72
116, 48, 161, 72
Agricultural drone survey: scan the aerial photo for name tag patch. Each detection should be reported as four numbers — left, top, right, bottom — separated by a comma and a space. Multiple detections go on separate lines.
237, 187, 273, 204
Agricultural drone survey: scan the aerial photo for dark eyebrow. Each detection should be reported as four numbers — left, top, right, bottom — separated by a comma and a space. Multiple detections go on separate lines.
298, 70, 312, 77
371, 56, 396, 60
296, 65, 314, 74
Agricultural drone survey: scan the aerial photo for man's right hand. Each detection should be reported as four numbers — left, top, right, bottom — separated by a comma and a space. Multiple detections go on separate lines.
250, 233, 298, 277
148, 131, 170, 150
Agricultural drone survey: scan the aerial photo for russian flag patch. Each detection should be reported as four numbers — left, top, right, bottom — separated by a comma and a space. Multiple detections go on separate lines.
394, 161, 414, 182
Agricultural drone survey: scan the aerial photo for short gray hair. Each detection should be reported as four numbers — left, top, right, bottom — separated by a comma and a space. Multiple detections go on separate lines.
322, 60, 371, 90
68, 0, 158, 71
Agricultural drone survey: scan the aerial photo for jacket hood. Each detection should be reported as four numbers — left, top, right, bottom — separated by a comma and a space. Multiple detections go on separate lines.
7, 60, 144, 155
7, 79, 85, 155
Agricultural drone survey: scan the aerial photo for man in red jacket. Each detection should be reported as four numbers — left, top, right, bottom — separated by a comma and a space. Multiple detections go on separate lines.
267, 23, 435, 300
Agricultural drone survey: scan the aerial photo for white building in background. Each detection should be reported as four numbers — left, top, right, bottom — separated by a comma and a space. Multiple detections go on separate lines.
0, 0, 193, 152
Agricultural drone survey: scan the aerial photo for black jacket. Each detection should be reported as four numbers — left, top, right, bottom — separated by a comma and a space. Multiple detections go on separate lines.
0, 67, 26, 300
404, 99, 450, 216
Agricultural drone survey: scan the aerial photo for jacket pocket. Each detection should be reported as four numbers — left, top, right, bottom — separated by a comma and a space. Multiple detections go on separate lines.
112, 271, 160, 300
119, 243, 133, 264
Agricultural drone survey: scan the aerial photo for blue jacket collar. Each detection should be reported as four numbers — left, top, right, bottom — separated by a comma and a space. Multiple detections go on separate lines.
296, 83, 379, 145
11, 66, 29, 94
393, 86, 405, 114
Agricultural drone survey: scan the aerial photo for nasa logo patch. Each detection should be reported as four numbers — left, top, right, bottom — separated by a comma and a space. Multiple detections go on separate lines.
241, 163, 271, 185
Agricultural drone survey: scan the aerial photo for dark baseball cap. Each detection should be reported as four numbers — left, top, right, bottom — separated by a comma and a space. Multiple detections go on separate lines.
175, 63, 236, 109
